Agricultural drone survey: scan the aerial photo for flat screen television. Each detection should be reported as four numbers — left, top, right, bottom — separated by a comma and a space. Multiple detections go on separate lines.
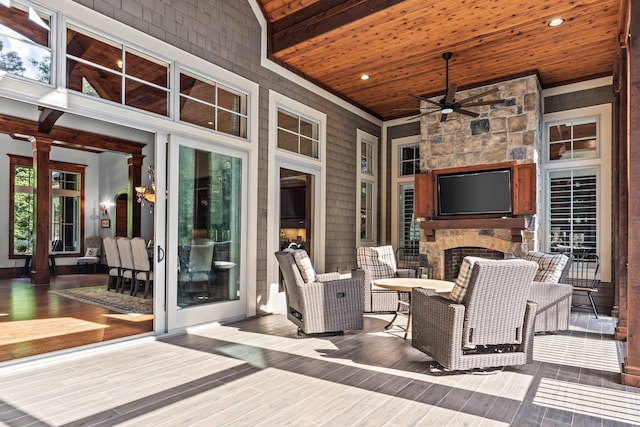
437, 168, 512, 216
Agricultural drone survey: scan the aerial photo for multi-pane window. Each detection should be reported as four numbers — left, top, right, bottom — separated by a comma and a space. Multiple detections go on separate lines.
361, 140, 374, 175
179, 70, 248, 138
0, 1, 52, 84
399, 183, 419, 249
360, 181, 373, 240
9, 155, 84, 257
549, 169, 597, 256
399, 144, 420, 176
548, 118, 597, 161
358, 134, 377, 243
51, 170, 81, 252
277, 108, 319, 158
66, 27, 170, 116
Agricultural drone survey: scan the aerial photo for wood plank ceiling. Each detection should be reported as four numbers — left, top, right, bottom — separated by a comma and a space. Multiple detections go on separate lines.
259, 0, 623, 120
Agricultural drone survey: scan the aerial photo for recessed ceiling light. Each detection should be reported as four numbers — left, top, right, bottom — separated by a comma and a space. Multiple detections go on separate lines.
548, 18, 565, 27
360, 74, 370, 80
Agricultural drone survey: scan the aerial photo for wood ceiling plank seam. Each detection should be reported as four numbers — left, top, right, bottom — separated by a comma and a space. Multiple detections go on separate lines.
275, 8, 619, 68
287, 20, 618, 85
273, 0, 619, 62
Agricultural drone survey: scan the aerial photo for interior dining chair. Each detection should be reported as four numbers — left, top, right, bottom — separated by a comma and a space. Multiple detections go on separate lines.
116, 237, 135, 294
103, 236, 122, 292
131, 237, 153, 299
76, 235, 102, 273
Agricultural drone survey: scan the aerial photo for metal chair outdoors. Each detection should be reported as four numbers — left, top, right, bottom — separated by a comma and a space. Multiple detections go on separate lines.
569, 252, 600, 318
395, 247, 420, 276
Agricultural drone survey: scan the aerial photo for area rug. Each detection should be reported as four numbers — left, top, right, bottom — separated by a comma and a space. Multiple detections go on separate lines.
49, 286, 153, 314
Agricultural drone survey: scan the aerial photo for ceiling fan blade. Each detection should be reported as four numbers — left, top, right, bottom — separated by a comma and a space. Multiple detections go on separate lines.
456, 87, 499, 104
410, 94, 441, 107
440, 113, 448, 122
444, 83, 458, 104
462, 99, 507, 107
456, 108, 480, 118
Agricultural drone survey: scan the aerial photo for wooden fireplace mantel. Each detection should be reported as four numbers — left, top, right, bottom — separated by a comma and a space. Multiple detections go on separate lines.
419, 217, 527, 243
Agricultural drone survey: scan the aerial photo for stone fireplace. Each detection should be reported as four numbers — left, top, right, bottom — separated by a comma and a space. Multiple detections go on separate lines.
417, 73, 542, 279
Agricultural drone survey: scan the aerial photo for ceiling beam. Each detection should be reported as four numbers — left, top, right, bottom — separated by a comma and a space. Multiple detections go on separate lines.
0, 114, 145, 155
271, 0, 405, 53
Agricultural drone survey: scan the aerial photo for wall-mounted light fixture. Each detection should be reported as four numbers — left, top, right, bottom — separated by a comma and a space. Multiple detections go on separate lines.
99, 202, 109, 216
135, 165, 157, 209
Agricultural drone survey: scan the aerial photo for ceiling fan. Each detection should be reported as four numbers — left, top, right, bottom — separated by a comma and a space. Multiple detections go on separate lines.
408, 52, 505, 122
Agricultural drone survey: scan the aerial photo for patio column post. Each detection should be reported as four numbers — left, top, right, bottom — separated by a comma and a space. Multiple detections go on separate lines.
31, 137, 52, 286
614, 27, 629, 340
622, 0, 640, 387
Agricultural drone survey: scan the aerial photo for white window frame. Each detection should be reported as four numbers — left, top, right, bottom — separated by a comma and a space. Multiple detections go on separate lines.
542, 104, 612, 282
266, 90, 327, 312
357, 129, 378, 247
391, 135, 421, 249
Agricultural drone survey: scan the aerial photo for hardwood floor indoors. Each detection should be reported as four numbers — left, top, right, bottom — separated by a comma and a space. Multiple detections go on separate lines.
0, 275, 153, 363
0, 311, 638, 426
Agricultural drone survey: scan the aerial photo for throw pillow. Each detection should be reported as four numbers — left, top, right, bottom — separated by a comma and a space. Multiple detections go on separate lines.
449, 256, 483, 303
525, 251, 568, 283
293, 250, 316, 283
85, 248, 97, 257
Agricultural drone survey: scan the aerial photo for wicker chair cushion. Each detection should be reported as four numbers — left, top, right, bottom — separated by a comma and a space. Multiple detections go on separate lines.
450, 256, 483, 303
293, 250, 316, 283
525, 251, 568, 283
356, 246, 396, 283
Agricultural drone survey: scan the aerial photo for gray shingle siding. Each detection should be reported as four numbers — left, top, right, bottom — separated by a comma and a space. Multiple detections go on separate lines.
71, 0, 381, 308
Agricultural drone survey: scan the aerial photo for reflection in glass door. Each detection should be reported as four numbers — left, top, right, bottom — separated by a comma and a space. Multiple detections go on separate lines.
176, 146, 242, 308
279, 168, 314, 261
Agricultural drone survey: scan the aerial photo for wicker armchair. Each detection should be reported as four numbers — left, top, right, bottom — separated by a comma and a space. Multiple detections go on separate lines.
526, 252, 573, 333
412, 258, 538, 371
275, 250, 364, 336
357, 245, 416, 312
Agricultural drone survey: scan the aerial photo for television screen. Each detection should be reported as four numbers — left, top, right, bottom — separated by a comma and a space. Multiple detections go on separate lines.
437, 169, 512, 216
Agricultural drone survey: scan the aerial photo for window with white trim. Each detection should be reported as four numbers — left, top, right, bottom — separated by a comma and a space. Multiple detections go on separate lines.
549, 169, 597, 256
66, 26, 170, 116
357, 131, 377, 245
390, 137, 421, 250
179, 69, 248, 137
0, 0, 52, 84
543, 104, 611, 282
276, 108, 319, 158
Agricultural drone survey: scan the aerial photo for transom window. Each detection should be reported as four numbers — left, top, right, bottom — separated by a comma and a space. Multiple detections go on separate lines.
179, 70, 248, 138
277, 108, 319, 158
548, 118, 598, 161
0, 0, 52, 84
399, 144, 420, 176
9, 155, 84, 257
66, 27, 170, 116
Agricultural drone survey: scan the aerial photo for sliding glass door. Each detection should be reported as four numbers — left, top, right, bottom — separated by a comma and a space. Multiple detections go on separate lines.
166, 135, 247, 330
